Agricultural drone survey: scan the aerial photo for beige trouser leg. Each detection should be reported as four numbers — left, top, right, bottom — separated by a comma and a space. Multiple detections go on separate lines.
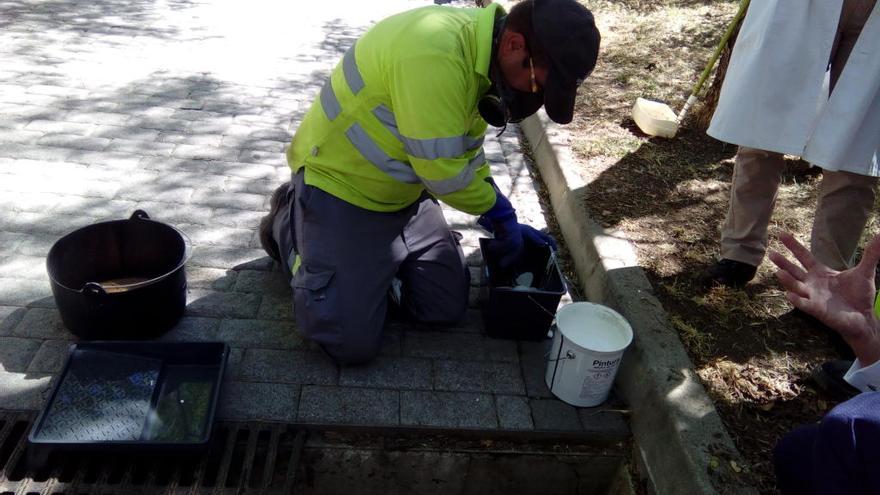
811, 0, 878, 270
721, 151, 877, 271
812, 171, 878, 270
720, 147, 785, 267
721, 0, 878, 269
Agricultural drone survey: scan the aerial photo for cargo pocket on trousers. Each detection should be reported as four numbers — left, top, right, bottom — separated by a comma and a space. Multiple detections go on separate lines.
292, 267, 339, 341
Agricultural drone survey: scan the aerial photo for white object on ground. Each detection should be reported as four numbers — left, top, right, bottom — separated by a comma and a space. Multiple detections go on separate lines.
631, 97, 679, 138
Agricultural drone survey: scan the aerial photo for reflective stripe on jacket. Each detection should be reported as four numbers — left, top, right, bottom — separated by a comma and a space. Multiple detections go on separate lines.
287, 4, 503, 213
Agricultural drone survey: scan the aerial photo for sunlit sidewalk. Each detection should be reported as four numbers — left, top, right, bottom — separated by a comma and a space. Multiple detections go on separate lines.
0, 0, 623, 436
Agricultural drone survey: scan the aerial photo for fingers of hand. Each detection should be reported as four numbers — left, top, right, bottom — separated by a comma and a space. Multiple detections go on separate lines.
857, 233, 880, 278
779, 231, 820, 271
775, 268, 811, 299
768, 250, 808, 282
786, 291, 809, 312
530, 230, 555, 250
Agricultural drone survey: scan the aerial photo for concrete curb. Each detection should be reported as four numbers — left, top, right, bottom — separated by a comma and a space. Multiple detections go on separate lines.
521, 111, 758, 494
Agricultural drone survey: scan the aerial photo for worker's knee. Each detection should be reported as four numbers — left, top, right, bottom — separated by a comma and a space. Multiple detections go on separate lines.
322, 338, 382, 365
412, 294, 468, 325
403, 276, 469, 325
293, 278, 384, 365
297, 316, 384, 365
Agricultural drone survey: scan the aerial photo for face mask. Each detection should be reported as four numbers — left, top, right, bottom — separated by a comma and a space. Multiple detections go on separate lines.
478, 17, 544, 134
478, 69, 544, 134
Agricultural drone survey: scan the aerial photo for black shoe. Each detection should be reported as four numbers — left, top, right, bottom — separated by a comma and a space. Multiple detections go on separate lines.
811, 359, 859, 400
699, 259, 757, 288
259, 183, 291, 263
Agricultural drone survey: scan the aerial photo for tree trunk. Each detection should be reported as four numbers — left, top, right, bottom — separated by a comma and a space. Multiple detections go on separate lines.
690, 7, 747, 131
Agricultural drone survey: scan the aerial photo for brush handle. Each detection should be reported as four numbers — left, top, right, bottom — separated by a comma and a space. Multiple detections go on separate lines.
677, 0, 751, 123
676, 95, 699, 123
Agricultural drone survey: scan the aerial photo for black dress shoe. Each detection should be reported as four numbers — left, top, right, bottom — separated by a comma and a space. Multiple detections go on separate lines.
811, 359, 860, 400
699, 259, 757, 288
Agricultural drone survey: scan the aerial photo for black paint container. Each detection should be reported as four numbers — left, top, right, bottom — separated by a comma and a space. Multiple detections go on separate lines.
46, 210, 190, 340
480, 237, 567, 341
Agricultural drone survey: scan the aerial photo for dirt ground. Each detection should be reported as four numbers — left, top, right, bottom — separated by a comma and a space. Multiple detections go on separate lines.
561, 1, 880, 492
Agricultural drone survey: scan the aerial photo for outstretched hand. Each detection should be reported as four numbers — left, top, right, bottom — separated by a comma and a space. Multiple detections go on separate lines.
768, 232, 880, 365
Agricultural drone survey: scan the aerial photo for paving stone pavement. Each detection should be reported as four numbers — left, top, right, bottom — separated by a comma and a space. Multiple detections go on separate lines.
0, 0, 627, 437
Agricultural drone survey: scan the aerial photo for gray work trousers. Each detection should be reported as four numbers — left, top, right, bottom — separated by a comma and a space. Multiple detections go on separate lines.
721, 0, 878, 270
272, 170, 470, 364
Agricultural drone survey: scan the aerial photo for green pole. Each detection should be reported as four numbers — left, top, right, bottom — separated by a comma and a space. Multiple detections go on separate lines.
676, 0, 750, 123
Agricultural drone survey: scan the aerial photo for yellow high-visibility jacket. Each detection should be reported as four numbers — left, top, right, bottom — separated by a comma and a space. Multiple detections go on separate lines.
287, 4, 503, 214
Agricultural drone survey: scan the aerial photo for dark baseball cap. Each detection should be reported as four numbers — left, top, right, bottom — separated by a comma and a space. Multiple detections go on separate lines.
532, 0, 600, 124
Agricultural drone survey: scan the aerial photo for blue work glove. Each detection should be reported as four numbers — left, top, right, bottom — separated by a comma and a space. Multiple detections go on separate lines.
478, 179, 556, 270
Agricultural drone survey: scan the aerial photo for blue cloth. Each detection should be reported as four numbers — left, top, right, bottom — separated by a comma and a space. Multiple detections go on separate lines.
774, 392, 880, 494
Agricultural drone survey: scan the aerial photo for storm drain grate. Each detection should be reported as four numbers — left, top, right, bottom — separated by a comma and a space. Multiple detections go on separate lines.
0, 411, 307, 495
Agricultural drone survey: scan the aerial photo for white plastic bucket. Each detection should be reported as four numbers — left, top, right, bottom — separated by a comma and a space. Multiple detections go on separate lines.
545, 302, 633, 407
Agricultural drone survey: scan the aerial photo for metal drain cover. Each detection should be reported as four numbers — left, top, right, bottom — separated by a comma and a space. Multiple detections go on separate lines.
1, 411, 628, 495
1, 411, 305, 494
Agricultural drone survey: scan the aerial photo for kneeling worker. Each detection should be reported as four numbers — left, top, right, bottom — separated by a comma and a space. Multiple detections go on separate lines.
260, 0, 600, 364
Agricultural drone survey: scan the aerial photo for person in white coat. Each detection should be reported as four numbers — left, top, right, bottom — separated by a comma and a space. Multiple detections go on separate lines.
701, 0, 880, 288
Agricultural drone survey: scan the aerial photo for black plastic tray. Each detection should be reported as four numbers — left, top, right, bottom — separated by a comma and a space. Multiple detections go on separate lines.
28, 341, 228, 454
480, 238, 567, 341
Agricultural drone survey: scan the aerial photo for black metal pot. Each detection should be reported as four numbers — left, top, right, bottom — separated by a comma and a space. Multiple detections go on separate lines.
46, 210, 191, 340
